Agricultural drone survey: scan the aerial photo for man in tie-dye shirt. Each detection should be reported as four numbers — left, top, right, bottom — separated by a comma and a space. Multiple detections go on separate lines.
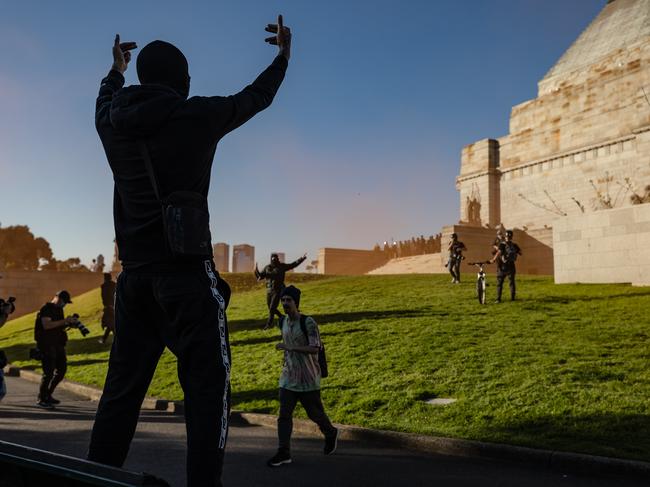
267, 285, 338, 467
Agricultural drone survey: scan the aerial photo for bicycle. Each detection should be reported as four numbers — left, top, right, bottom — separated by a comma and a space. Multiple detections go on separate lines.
468, 261, 491, 304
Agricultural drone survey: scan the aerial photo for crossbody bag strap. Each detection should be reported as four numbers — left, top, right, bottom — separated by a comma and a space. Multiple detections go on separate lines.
138, 140, 162, 203
299, 314, 320, 347
138, 140, 171, 255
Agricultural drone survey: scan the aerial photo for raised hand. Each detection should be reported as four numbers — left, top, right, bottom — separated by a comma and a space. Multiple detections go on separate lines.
265, 14, 291, 60
112, 34, 138, 74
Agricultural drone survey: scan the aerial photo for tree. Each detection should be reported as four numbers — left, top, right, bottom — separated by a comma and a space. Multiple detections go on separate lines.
0, 224, 88, 272
0, 225, 53, 270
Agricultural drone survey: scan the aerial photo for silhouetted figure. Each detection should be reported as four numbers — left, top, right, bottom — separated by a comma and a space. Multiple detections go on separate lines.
88, 16, 291, 487
34, 291, 77, 408
255, 252, 306, 329
96, 254, 106, 273
99, 273, 116, 344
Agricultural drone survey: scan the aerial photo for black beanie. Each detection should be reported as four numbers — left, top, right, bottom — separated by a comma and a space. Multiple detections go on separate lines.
281, 285, 301, 308
136, 40, 190, 98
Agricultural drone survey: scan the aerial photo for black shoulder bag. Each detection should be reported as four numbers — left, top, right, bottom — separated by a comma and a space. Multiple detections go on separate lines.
139, 141, 212, 256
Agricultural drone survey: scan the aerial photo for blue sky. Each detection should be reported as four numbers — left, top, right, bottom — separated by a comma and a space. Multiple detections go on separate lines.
0, 0, 605, 269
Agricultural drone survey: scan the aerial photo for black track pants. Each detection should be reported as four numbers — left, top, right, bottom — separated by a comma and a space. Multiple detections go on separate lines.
88, 260, 231, 487
266, 290, 283, 326
496, 266, 516, 301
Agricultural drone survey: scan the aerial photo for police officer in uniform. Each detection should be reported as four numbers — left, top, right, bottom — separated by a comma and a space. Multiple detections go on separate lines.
446, 233, 467, 284
490, 230, 521, 303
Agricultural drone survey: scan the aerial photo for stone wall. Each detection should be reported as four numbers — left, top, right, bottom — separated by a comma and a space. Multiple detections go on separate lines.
553, 203, 650, 285
0, 271, 104, 317
317, 248, 389, 275
367, 253, 447, 275
441, 225, 554, 276
500, 127, 650, 231
456, 1, 650, 283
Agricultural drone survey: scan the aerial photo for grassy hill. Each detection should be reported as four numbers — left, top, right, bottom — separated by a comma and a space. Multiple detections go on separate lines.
2, 273, 650, 461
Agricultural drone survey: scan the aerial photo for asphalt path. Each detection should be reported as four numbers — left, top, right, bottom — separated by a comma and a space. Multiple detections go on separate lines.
0, 376, 646, 487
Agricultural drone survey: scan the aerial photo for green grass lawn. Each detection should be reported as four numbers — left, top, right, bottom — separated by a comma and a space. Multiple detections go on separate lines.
2, 273, 650, 461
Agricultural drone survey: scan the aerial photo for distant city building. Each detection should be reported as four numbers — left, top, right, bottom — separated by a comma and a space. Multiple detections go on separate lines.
232, 244, 255, 273
213, 243, 230, 273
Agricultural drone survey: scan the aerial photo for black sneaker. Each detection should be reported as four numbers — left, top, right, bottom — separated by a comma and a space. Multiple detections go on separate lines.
324, 428, 339, 455
267, 450, 292, 467
36, 400, 55, 410
47, 396, 61, 405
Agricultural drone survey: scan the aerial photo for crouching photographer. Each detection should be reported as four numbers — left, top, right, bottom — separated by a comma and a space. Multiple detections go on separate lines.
33, 290, 84, 409
0, 296, 16, 402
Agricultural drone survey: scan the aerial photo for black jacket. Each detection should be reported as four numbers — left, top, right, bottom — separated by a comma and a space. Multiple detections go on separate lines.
96, 55, 288, 270
256, 256, 306, 292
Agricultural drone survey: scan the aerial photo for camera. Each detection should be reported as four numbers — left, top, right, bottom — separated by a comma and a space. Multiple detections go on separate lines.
70, 313, 91, 337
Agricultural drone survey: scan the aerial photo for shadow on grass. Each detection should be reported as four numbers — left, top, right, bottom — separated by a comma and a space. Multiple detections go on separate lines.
228, 308, 434, 332
230, 335, 279, 347
1, 336, 111, 366
483, 413, 650, 461
231, 387, 278, 414
528, 291, 650, 306
67, 358, 108, 367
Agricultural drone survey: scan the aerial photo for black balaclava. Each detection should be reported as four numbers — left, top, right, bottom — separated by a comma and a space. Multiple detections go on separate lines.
136, 40, 190, 98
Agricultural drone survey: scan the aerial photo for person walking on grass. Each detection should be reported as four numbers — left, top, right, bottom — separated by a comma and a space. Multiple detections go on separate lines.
255, 252, 307, 329
268, 285, 338, 467
446, 232, 466, 284
99, 273, 116, 344
88, 14, 292, 487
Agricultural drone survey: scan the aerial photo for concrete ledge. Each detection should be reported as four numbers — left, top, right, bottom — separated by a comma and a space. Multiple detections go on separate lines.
5, 366, 169, 411
6, 365, 650, 478
231, 412, 650, 478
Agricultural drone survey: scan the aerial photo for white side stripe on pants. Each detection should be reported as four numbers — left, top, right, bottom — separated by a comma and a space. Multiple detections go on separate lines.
204, 260, 231, 450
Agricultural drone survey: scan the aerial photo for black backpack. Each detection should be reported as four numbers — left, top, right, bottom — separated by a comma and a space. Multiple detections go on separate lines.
281, 314, 329, 378
300, 315, 329, 378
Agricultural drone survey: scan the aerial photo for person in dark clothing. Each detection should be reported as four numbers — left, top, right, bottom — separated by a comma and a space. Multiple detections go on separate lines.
446, 233, 467, 284
99, 273, 116, 344
87, 16, 291, 487
0, 293, 16, 402
34, 291, 78, 409
490, 230, 522, 303
255, 252, 307, 329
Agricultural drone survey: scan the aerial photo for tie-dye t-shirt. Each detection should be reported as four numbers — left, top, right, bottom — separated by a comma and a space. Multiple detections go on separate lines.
279, 314, 322, 392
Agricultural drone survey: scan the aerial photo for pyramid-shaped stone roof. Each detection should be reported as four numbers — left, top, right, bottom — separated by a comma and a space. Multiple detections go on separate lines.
540, 0, 650, 92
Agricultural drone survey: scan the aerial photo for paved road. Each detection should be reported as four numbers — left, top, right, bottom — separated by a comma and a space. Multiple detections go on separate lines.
0, 376, 646, 487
